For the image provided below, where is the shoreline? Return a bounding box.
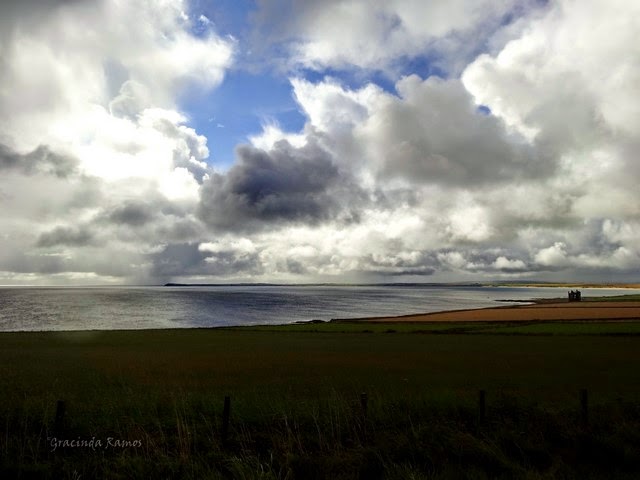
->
[1,294,639,334]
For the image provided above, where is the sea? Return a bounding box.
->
[0,284,638,332]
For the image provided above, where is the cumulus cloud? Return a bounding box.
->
[104,201,156,227]
[0,144,77,178]
[252,0,546,74]
[363,76,554,185]
[205,7,640,283]
[198,139,364,231]
[222,0,640,282]
[2,0,640,284]
[456,0,640,277]
[147,241,264,282]
[285,75,557,189]
[462,0,640,207]
[0,0,234,284]
[36,226,96,248]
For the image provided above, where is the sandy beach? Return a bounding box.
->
[348,301,640,323]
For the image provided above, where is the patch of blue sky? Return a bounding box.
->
[179,55,449,170]
[180,0,520,169]
[188,0,255,39]
[298,67,397,95]
[179,68,306,169]
[394,54,449,81]
[295,50,448,98]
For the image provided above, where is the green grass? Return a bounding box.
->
[243,319,640,336]
[531,293,640,303]
[234,321,485,334]
[1,326,640,478]
[583,294,640,302]
[480,321,640,335]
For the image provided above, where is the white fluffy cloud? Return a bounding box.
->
[1,0,233,147]
[226,0,640,282]
[459,0,640,276]
[255,0,543,73]
[0,0,233,284]
[463,0,640,141]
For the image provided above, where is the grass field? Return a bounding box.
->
[583,294,640,302]
[528,294,640,303]
[479,321,640,335]
[1,323,640,478]
[241,319,640,335]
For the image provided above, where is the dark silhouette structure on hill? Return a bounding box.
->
[568,290,582,302]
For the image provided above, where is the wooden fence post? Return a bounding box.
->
[221,396,231,444]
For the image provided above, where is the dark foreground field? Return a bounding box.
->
[2,321,640,479]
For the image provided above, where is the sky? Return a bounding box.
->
[1,0,639,285]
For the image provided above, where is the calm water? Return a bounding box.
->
[0,285,638,332]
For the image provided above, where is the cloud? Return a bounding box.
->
[462,0,640,198]
[288,75,555,187]
[534,242,569,268]
[0,0,234,284]
[191,17,640,282]
[369,75,552,185]
[198,139,364,232]
[463,0,640,140]
[0,143,77,178]
[2,0,640,285]
[147,241,264,282]
[147,243,209,280]
[0,0,233,166]
[252,0,546,74]
[36,226,96,248]
[104,201,156,227]
[492,256,527,272]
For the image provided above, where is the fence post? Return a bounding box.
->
[580,389,588,428]
[478,390,486,426]
[221,396,231,444]
[54,400,66,435]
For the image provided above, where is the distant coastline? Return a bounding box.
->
[164,282,640,288]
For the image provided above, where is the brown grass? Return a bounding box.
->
[351,301,640,323]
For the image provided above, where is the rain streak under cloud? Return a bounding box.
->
[1,0,639,285]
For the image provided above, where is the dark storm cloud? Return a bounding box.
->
[361,248,439,277]
[105,201,155,227]
[155,218,203,242]
[147,243,263,281]
[93,194,201,234]
[148,243,208,279]
[376,267,436,277]
[0,243,136,278]
[285,258,307,275]
[0,143,77,178]
[36,226,95,248]
[199,140,363,231]
[0,249,65,274]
